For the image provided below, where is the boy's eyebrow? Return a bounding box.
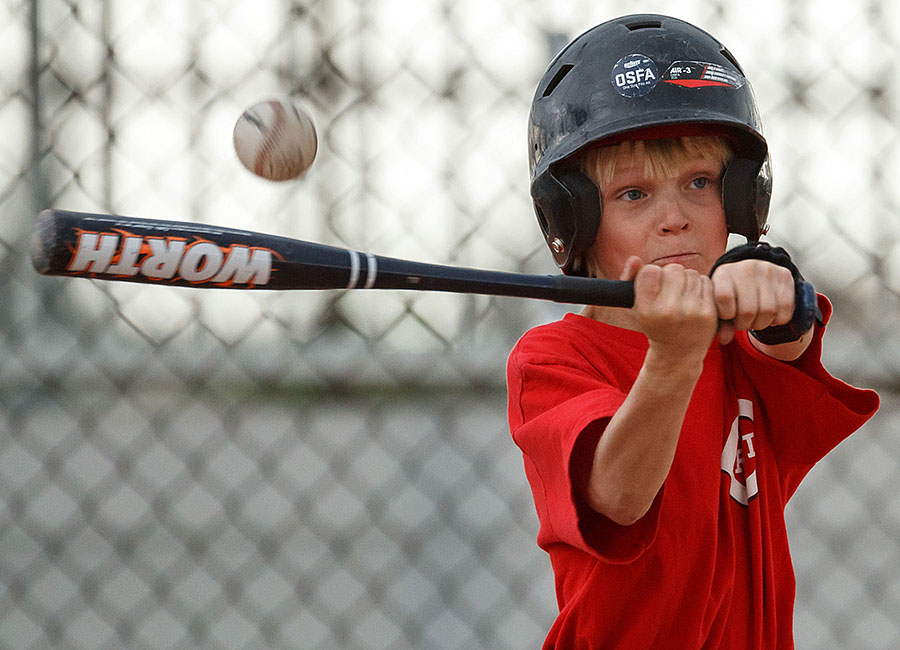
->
[602,173,651,195]
[603,160,724,190]
[687,161,725,174]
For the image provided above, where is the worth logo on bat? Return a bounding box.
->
[67,229,275,287]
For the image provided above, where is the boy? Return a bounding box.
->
[507,14,880,649]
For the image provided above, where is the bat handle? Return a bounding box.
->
[551,275,634,307]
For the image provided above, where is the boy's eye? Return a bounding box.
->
[622,189,645,201]
[691,177,710,189]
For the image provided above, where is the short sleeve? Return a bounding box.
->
[508,339,664,563]
[733,295,880,489]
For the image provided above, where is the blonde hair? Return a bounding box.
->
[579,136,733,189]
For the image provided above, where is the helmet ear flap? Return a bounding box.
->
[722,154,773,240]
[531,169,602,275]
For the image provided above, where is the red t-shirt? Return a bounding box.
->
[506,298,879,649]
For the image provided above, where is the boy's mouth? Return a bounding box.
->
[652,252,698,265]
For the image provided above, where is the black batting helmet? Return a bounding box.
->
[529,14,772,275]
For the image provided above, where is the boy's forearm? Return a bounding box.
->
[585,348,704,525]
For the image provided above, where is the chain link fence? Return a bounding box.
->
[1,0,898,648]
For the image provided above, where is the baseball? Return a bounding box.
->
[233,98,318,181]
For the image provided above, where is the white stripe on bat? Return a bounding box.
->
[347,250,361,288]
[364,253,377,289]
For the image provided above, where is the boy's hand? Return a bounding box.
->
[621,256,718,361]
[710,259,796,345]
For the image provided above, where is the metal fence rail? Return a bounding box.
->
[1,1,898,649]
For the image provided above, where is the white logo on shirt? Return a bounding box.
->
[721,399,758,506]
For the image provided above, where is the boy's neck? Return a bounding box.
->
[581,304,641,331]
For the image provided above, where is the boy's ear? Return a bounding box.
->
[530,169,602,275]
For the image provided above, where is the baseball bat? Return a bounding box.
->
[31,209,636,307]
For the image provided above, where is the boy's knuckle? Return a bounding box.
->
[713,286,733,303]
[738,307,758,325]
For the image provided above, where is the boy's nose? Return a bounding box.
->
[658,199,691,233]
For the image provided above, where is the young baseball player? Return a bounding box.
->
[507,14,880,649]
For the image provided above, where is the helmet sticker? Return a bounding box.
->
[662,61,746,89]
[611,54,659,98]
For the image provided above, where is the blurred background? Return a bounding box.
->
[1,0,899,648]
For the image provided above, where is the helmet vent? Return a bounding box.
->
[719,47,745,74]
[542,64,574,97]
[624,19,662,31]
[535,205,549,234]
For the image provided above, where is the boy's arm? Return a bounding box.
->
[584,258,717,525]
[585,253,813,525]
[585,344,704,525]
